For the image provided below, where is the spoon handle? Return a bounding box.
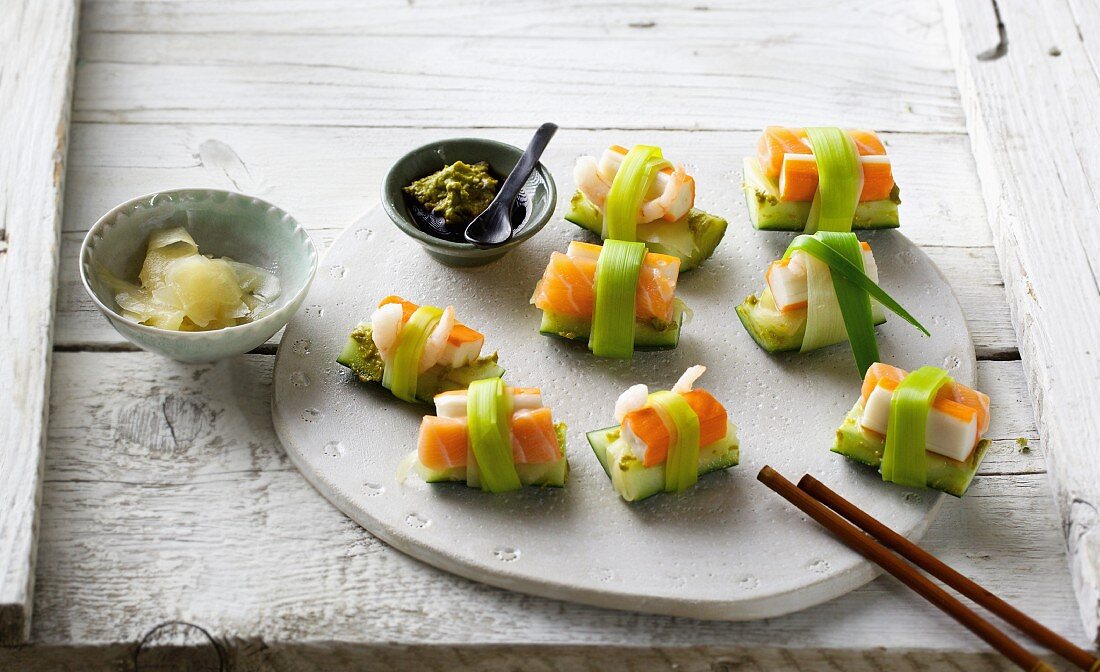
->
[495,122,558,203]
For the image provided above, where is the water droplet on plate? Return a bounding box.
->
[289,371,310,388]
[363,482,385,497]
[301,408,323,422]
[904,492,923,504]
[305,305,324,318]
[291,339,312,356]
[809,559,830,574]
[405,513,430,529]
[329,265,346,279]
[323,440,346,458]
[492,546,520,562]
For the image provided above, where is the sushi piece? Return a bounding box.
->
[586,365,739,502]
[736,231,928,376]
[337,295,503,403]
[743,127,901,232]
[531,240,687,358]
[832,363,992,497]
[565,144,728,270]
[400,378,568,491]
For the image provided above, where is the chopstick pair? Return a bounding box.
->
[757,466,1099,672]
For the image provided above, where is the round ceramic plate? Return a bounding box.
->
[272,205,974,620]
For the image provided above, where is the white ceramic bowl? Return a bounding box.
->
[80,189,318,363]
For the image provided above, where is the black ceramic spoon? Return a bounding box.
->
[464,122,558,248]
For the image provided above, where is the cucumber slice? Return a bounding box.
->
[831,400,990,497]
[735,287,885,354]
[409,422,569,488]
[538,305,684,351]
[564,190,728,271]
[336,323,504,404]
[586,425,739,502]
[742,157,900,232]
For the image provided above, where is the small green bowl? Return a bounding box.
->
[381,137,556,266]
[80,189,318,363]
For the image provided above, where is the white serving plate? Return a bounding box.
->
[272,205,974,620]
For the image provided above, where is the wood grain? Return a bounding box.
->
[0,0,80,645]
[941,0,1100,644]
[72,0,964,131]
[19,353,1086,667]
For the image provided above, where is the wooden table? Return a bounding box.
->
[3,1,1099,669]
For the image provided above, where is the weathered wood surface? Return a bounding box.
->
[941,0,1100,644]
[4,0,1093,667]
[0,0,80,646]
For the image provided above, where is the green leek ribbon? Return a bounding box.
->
[382,304,442,403]
[805,127,863,233]
[467,378,521,493]
[590,240,647,358]
[881,366,952,488]
[604,145,671,240]
[648,390,701,493]
[784,233,929,376]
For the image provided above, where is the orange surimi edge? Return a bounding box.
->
[758,126,894,202]
[532,243,680,322]
[860,363,990,439]
[417,392,560,471]
[622,388,728,468]
[378,295,483,346]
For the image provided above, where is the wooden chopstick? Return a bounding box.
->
[757,466,1056,672]
[798,473,1100,672]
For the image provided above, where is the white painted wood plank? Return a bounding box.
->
[52,124,1014,355]
[941,0,1100,644]
[71,0,964,131]
[0,0,80,645]
[23,353,1086,665]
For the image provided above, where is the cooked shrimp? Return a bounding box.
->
[671,365,707,394]
[574,156,611,208]
[640,164,694,223]
[615,383,649,423]
[419,305,455,373]
[370,303,404,361]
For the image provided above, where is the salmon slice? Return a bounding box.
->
[511,407,561,464]
[532,242,681,322]
[860,363,990,439]
[378,295,483,347]
[779,153,895,203]
[622,388,728,467]
[418,415,469,471]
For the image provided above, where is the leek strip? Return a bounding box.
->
[604,145,670,240]
[784,234,929,337]
[382,305,442,403]
[881,366,951,488]
[800,252,849,353]
[819,232,879,375]
[590,240,647,358]
[467,378,521,493]
[805,127,863,233]
[648,390,700,493]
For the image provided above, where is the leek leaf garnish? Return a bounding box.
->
[467,378,521,493]
[805,127,863,233]
[881,366,951,488]
[819,232,878,375]
[785,233,929,337]
[383,305,442,403]
[590,240,647,359]
[648,390,700,493]
[605,145,671,240]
